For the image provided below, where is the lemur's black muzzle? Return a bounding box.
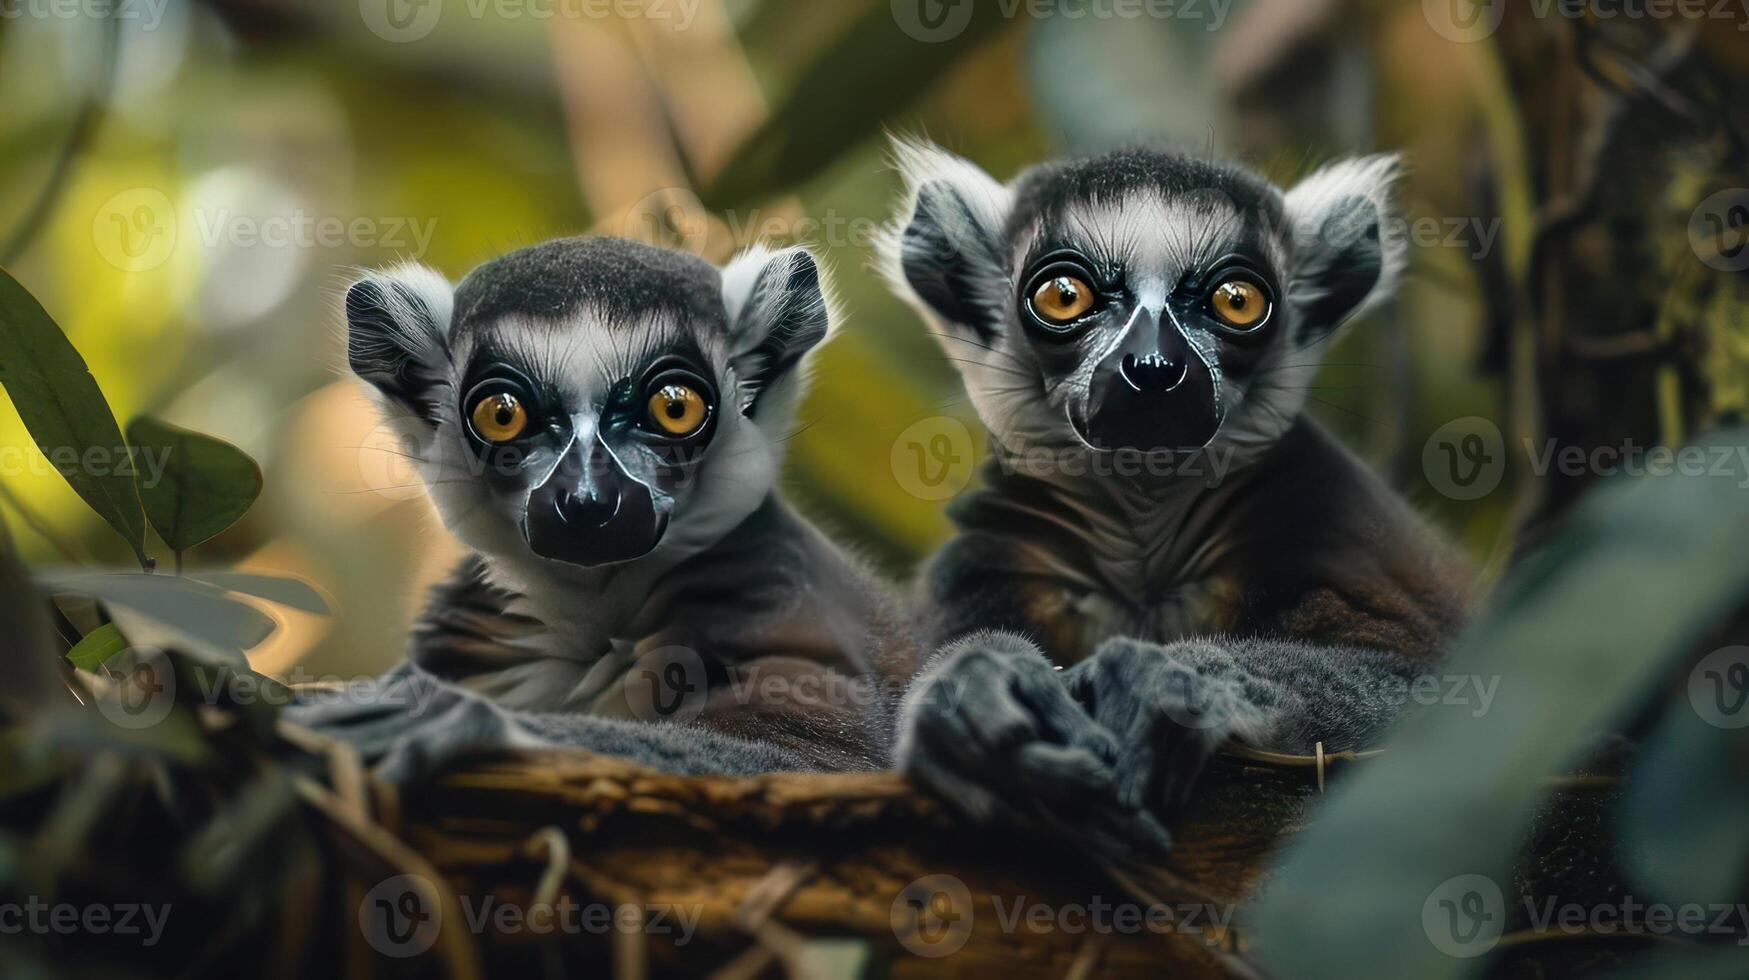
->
[1083,306,1222,453]
[524,431,668,567]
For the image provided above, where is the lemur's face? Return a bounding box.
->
[883,142,1403,458]
[344,237,829,571]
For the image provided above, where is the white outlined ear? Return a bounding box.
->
[720,244,835,423]
[344,262,455,423]
[1282,154,1406,345]
[876,136,1015,341]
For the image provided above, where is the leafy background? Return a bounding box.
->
[0,0,1532,680]
[3,3,1749,977]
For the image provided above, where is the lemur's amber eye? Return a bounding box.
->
[647,384,707,437]
[1209,279,1271,330]
[1029,275,1095,324]
[470,392,528,443]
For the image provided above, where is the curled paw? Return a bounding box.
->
[1066,638,1246,819]
[897,630,1172,855]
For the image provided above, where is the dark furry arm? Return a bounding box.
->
[1069,636,1437,756]
[286,665,815,784]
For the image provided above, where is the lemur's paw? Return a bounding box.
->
[1066,638,1245,819]
[896,631,1172,856]
[287,667,529,784]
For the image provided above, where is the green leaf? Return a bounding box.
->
[191,571,329,615]
[1250,429,1749,979]
[125,415,262,553]
[37,570,277,665]
[699,3,1014,210]
[65,622,128,672]
[0,267,148,565]
[1620,688,1749,908]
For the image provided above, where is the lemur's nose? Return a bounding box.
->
[555,483,621,528]
[1119,352,1188,393]
[551,440,622,527]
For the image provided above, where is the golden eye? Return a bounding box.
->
[647,383,707,437]
[470,392,528,443]
[1209,279,1270,330]
[1029,275,1096,324]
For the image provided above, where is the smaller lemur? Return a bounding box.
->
[878,140,1472,844]
[292,237,916,779]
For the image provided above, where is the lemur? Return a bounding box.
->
[290,237,916,780]
[877,141,1473,843]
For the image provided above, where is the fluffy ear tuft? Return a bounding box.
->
[876,136,1014,341]
[720,244,834,422]
[1282,154,1406,344]
[344,263,454,422]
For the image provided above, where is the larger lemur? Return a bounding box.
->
[291,237,916,779]
[879,141,1472,839]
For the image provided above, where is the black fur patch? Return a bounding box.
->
[451,236,727,336]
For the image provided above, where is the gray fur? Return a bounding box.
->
[884,141,1469,850]
[299,237,915,782]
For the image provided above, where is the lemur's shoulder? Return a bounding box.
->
[1222,420,1473,655]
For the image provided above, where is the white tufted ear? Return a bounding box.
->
[876,136,1016,342]
[1281,154,1406,345]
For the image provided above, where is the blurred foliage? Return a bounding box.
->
[0,1,1738,668]
[0,2,1747,978]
